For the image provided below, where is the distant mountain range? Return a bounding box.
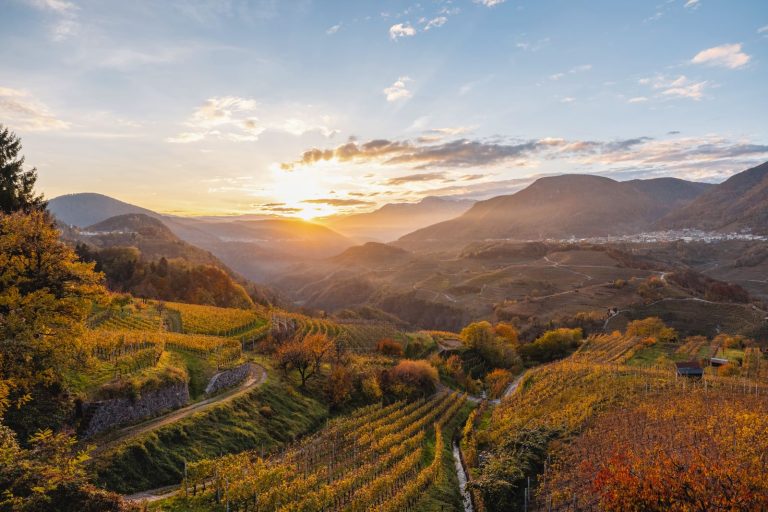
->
[659,161,768,235]
[319,196,475,242]
[49,193,355,282]
[398,175,714,247]
[49,161,768,286]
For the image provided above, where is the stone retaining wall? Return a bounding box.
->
[205,363,251,396]
[81,382,190,438]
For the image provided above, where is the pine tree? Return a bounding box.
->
[0,125,46,214]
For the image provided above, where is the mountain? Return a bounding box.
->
[49,193,354,281]
[398,175,712,247]
[659,161,768,234]
[49,192,157,227]
[320,196,474,242]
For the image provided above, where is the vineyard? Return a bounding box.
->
[538,390,768,510]
[165,301,266,336]
[84,328,243,378]
[338,321,406,353]
[572,332,640,364]
[173,391,470,511]
[89,304,164,331]
[468,351,768,512]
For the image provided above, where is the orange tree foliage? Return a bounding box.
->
[376,338,404,356]
[276,333,334,387]
[461,321,521,369]
[540,391,768,511]
[380,359,438,399]
[625,316,676,343]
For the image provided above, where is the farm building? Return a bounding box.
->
[710,357,729,367]
[675,361,704,378]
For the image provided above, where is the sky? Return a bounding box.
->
[1,0,767,219]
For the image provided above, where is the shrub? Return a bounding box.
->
[376,338,404,357]
[381,360,438,399]
[626,317,676,343]
[518,328,583,364]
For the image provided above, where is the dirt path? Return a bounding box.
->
[91,362,267,456]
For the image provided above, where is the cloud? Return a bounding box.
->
[326,23,342,35]
[389,23,416,40]
[24,0,80,40]
[423,16,447,30]
[423,126,474,137]
[168,97,338,143]
[383,77,412,102]
[474,0,506,6]
[684,0,700,9]
[550,64,592,81]
[560,97,576,103]
[24,0,76,13]
[302,198,374,206]
[0,86,70,131]
[643,75,709,101]
[255,202,302,214]
[385,172,447,185]
[628,96,648,103]
[515,38,550,52]
[691,43,750,69]
[281,136,653,171]
[759,25,768,35]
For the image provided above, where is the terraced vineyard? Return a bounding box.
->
[338,321,405,353]
[572,332,640,363]
[89,305,163,331]
[165,301,266,336]
[85,329,243,370]
[178,391,469,511]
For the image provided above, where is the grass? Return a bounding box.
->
[169,349,217,400]
[626,342,682,367]
[90,376,329,494]
[415,401,475,511]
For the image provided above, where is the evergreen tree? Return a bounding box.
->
[0,125,46,214]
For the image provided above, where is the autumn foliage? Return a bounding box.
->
[541,391,768,511]
[381,359,438,399]
[376,338,404,356]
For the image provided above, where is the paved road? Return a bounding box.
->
[91,362,267,456]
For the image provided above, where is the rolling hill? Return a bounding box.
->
[659,161,768,234]
[397,175,712,247]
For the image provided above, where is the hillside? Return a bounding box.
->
[659,161,768,234]
[321,196,474,242]
[76,213,225,268]
[329,241,413,266]
[398,175,712,247]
